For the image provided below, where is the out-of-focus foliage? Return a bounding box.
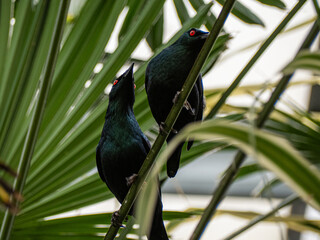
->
[0,0,318,239]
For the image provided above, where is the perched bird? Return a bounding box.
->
[145,28,208,178]
[96,64,168,240]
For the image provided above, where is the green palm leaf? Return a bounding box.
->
[149,120,320,210]
[0,0,317,239]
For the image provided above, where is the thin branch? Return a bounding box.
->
[0,1,70,239]
[190,3,319,240]
[103,0,237,239]
[312,0,320,17]
[224,194,299,240]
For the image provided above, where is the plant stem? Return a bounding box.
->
[205,0,307,120]
[312,0,320,17]
[190,17,319,240]
[189,150,245,240]
[224,194,299,240]
[103,1,236,239]
[0,1,70,239]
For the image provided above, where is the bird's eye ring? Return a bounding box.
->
[113,80,118,85]
[189,30,196,36]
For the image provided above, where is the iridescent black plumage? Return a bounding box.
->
[96,64,168,239]
[145,28,207,178]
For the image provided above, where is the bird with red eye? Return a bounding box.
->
[113,79,135,88]
[96,63,169,239]
[189,29,196,37]
[145,28,209,178]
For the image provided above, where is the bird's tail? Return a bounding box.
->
[148,194,168,240]
[187,139,194,150]
[166,132,184,178]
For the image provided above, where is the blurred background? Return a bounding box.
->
[0,0,319,239]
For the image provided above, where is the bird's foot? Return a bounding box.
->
[184,101,196,116]
[173,91,181,104]
[160,122,178,135]
[111,210,124,228]
[126,173,138,187]
[159,122,169,135]
[173,91,195,116]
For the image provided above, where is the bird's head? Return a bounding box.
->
[175,28,209,49]
[109,63,136,107]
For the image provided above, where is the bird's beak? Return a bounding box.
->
[126,63,134,78]
[124,63,135,88]
[199,31,209,39]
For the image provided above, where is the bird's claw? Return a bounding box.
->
[160,122,178,135]
[111,210,124,228]
[160,122,169,135]
[126,173,138,187]
[173,91,181,104]
[184,101,196,116]
[173,91,195,116]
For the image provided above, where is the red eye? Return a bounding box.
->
[113,80,118,85]
[189,30,196,36]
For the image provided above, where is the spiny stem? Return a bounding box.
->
[103,0,236,239]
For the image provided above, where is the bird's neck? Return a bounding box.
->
[173,42,202,54]
[102,103,136,137]
[105,101,134,120]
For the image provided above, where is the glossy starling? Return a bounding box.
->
[96,64,168,239]
[145,28,208,178]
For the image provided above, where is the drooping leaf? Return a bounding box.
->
[151,120,320,210]
[283,50,320,75]
[216,0,265,26]
[189,0,217,30]
[266,107,320,165]
[174,0,190,24]
[218,209,320,234]
[256,0,286,9]
[146,9,164,51]
[235,162,263,180]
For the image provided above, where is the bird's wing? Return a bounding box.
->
[96,143,106,183]
[141,134,151,153]
[187,75,204,150]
